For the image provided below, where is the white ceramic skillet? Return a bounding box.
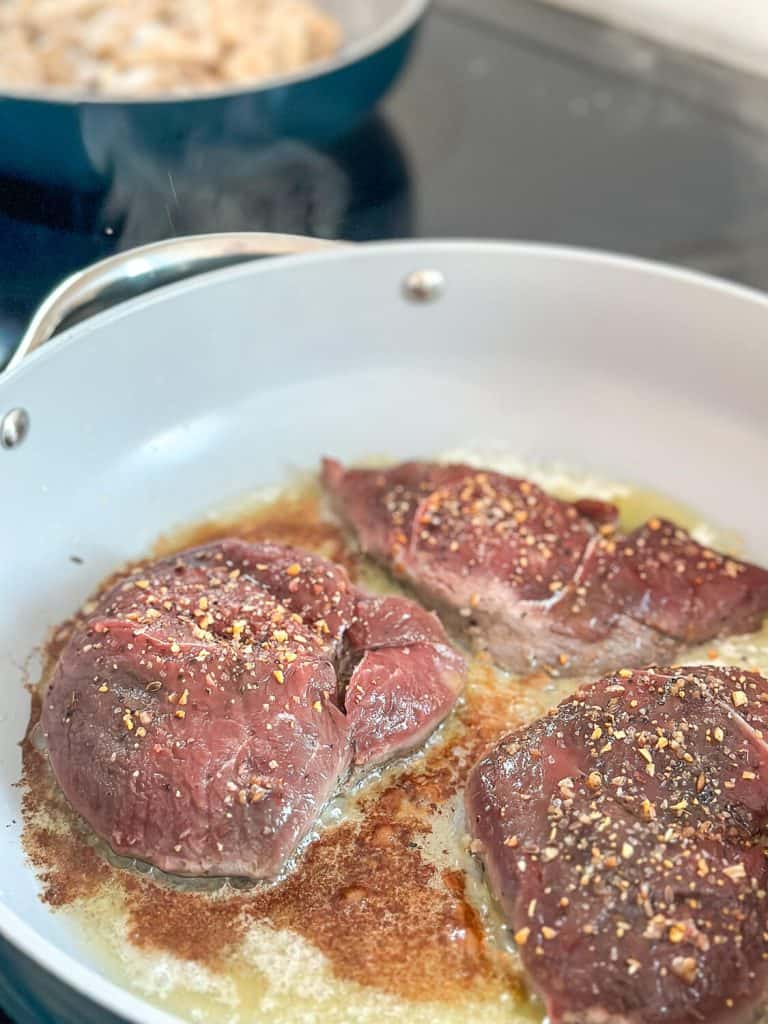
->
[1,233,768,1024]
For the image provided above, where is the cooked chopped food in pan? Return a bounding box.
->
[0,0,342,96]
[323,459,768,675]
[41,538,464,878]
[466,664,768,1024]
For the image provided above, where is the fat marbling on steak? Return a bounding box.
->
[42,539,464,879]
[322,460,768,674]
[466,665,768,1024]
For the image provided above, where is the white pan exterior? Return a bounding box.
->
[1,240,767,1023]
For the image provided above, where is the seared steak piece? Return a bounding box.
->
[344,594,466,766]
[322,460,768,674]
[42,539,464,879]
[466,665,768,1024]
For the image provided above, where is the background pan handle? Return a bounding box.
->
[4,232,343,375]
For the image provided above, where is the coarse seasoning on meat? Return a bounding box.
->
[41,539,464,879]
[466,665,768,1024]
[322,460,768,675]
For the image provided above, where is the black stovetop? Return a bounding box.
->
[2,0,768,1018]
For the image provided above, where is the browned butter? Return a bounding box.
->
[21,462,767,1024]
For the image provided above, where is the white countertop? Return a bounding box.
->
[537,0,768,76]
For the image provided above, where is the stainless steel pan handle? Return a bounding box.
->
[5,232,343,375]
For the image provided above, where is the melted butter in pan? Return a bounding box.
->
[21,463,768,1024]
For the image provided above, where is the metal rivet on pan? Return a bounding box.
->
[402,269,445,303]
[1,408,29,450]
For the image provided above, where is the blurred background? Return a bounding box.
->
[3,0,768,368]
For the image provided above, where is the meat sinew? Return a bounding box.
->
[466,665,768,1024]
[42,539,464,879]
[322,460,768,674]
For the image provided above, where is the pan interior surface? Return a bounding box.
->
[325,0,424,45]
[1,241,767,1023]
